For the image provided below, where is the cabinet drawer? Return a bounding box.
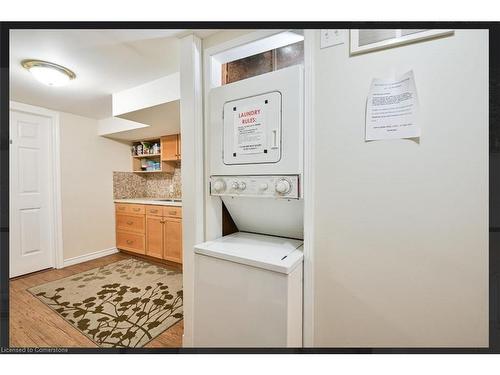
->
[115,203,128,214]
[116,231,145,254]
[116,214,145,233]
[163,206,182,218]
[115,203,145,215]
[146,205,163,216]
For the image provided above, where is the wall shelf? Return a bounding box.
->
[131,135,181,174]
[133,170,166,174]
[132,154,161,158]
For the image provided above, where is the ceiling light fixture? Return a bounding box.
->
[21,59,76,87]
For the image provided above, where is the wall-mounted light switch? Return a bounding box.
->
[320,29,346,49]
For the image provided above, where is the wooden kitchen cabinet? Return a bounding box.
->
[116,213,145,234]
[116,203,182,264]
[145,215,164,259]
[115,203,145,215]
[116,231,145,255]
[163,206,181,218]
[164,217,182,263]
[161,134,181,161]
[115,209,145,255]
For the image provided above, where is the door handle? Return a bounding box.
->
[271,130,278,149]
[126,240,134,245]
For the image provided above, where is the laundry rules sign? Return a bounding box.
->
[234,105,266,155]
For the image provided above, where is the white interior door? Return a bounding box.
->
[10,110,54,278]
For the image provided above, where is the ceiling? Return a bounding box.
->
[111,100,181,141]
[9,29,217,119]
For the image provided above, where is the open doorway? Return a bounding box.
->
[7,29,215,348]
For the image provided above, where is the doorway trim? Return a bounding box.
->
[179,34,204,347]
[302,29,315,347]
[9,101,64,271]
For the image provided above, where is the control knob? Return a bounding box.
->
[212,179,226,193]
[275,179,291,194]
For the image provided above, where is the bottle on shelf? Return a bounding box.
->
[152,143,160,155]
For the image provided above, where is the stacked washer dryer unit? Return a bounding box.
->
[194,65,304,347]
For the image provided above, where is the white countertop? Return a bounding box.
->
[114,198,182,207]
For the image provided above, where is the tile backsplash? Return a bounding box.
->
[113,166,181,199]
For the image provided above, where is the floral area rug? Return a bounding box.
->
[28,258,183,348]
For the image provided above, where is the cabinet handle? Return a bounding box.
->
[126,240,134,244]
[118,207,125,210]
[150,209,158,213]
[169,211,176,215]
[160,220,165,223]
[126,221,134,225]
[133,208,140,212]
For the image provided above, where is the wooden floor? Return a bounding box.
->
[10,252,183,348]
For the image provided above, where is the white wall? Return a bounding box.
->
[59,112,131,261]
[311,29,489,347]
[112,73,180,117]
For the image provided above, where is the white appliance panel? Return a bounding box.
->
[210,65,303,176]
[210,175,300,199]
[193,244,303,347]
[194,232,304,274]
[222,197,304,240]
[210,175,303,239]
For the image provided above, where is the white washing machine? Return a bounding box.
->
[194,232,303,347]
[194,64,305,347]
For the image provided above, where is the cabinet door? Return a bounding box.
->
[164,217,182,264]
[161,135,178,161]
[146,215,164,259]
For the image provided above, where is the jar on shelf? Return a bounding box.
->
[136,144,143,155]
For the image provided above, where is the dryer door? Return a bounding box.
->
[223,91,282,165]
[209,65,303,176]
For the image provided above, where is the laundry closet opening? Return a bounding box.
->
[195,30,306,347]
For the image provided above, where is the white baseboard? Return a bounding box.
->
[61,247,119,268]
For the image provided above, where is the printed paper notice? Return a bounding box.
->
[234,105,266,155]
[365,70,419,141]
